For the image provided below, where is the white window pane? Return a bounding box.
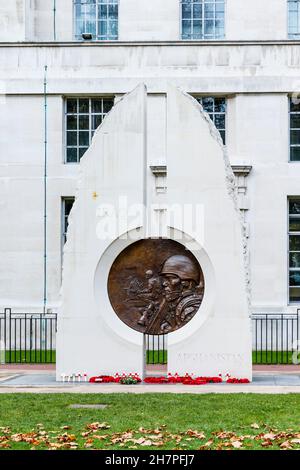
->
[193,20,202,37]
[108,4,118,19]
[99,4,107,17]
[182,3,192,19]
[109,20,118,38]
[216,2,224,13]
[204,2,214,18]
[85,20,96,35]
[193,3,202,18]
[182,20,192,38]
[67,115,77,130]
[204,19,214,35]
[99,20,107,37]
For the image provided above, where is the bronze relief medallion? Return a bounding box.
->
[107,239,205,335]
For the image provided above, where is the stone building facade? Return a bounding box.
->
[1,0,300,316]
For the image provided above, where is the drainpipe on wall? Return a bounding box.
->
[43,65,48,315]
[53,0,57,41]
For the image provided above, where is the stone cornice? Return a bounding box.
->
[231,165,253,177]
[0,40,299,47]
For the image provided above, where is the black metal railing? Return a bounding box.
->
[0,309,57,364]
[0,309,299,365]
[252,312,300,364]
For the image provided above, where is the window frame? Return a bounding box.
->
[288,197,300,304]
[194,95,227,145]
[289,96,300,163]
[180,0,226,41]
[73,0,119,41]
[64,96,115,164]
[61,196,75,258]
[288,0,300,39]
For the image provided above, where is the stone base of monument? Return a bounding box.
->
[56,84,252,382]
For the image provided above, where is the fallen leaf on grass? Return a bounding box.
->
[231,440,243,449]
[84,443,94,449]
[0,441,10,449]
[186,430,206,439]
[280,441,293,450]
[251,423,260,429]
[140,440,153,446]
[291,439,300,445]
[86,422,110,431]
[148,434,163,440]
[202,439,214,448]
[261,441,273,448]
[92,434,109,441]
[262,433,276,441]
[152,441,164,447]
[0,427,11,433]
[214,431,237,440]
[57,433,77,443]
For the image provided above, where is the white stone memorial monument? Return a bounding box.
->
[56,84,252,381]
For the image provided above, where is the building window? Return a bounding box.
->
[288,0,300,38]
[289,199,300,302]
[196,97,226,144]
[62,198,75,245]
[65,97,114,163]
[290,98,300,161]
[74,0,118,40]
[181,0,225,40]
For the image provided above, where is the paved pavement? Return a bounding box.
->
[0,371,300,394]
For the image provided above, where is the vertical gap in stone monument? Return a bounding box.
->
[144,333,168,377]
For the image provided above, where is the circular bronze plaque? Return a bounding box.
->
[108,239,205,335]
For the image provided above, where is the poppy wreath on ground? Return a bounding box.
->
[89,374,142,384]
[89,373,249,384]
[226,378,250,384]
[144,374,223,385]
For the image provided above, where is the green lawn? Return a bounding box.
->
[252,351,294,364]
[3,350,55,364]
[0,394,300,450]
[146,350,296,365]
[0,350,296,365]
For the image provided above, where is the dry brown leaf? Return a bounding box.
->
[186,430,206,439]
[141,439,153,446]
[86,422,110,431]
[291,439,300,445]
[280,441,292,450]
[92,434,109,441]
[148,434,163,440]
[204,439,214,447]
[0,441,10,449]
[231,440,243,449]
[262,433,276,440]
[261,440,273,448]
[135,437,146,445]
[153,441,164,447]
[153,428,163,434]
[57,433,76,443]
[215,431,237,439]
[251,423,260,429]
